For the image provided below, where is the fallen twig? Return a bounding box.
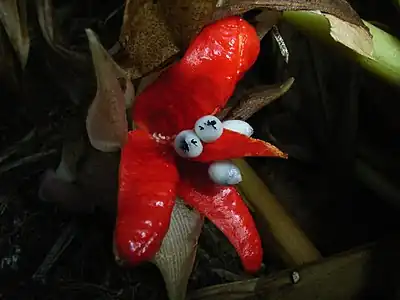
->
[32,219,78,282]
[0,149,57,175]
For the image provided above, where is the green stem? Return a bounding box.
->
[282,11,400,87]
[234,158,322,267]
[393,0,400,11]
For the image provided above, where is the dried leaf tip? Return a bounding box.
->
[85,28,130,152]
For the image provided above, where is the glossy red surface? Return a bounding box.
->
[116,17,278,272]
[195,129,288,162]
[116,130,179,264]
[132,16,260,137]
[177,162,262,273]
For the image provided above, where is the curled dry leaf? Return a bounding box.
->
[152,199,204,300]
[218,77,295,120]
[310,11,373,58]
[0,0,29,68]
[86,29,131,152]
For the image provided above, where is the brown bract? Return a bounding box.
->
[117,0,179,79]
[159,0,217,49]
[86,29,130,153]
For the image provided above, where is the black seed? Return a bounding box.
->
[205,120,217,130]
[199,125,205,130]
[180,140,190,152]
[190,139,198,146]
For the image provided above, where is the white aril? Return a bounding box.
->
[222,120,254,137]
[194,115,223,143]
[208,161,242,185]
[174,130,203,158]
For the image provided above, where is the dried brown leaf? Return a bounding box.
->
[0,0,29,68]
[219,77,295,120]
[117,0,219,79]
[117,0,179,79]
[86,29,130,152]
[158,0,217,49]
[315,12,373,58]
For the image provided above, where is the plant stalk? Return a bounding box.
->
[234,158,322,267]
[282,11,400,87]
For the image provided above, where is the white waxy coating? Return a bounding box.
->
[208,161,242,185]
[174,130,203,158]
[222,120,254,137]
[194,115,223,143]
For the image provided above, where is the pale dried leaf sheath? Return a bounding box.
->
[152,199,204,300]
[319,12,374,58]
[0,0,30,67]
[86,29,130,152]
